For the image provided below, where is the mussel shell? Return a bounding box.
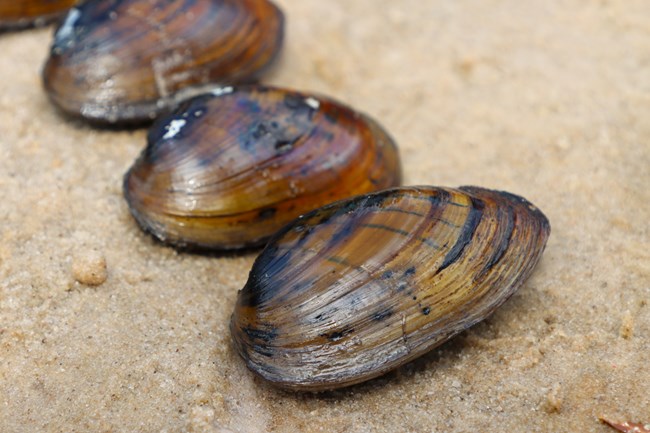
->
[123,86,402,250]
[42,0,284,124]
[230,186,550,391]
[0,0,76,30]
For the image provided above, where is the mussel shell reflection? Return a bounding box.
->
[230,186,550,391]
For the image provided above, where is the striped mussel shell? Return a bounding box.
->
[230,186,550,391]
[0,0,76,30]
[123,85,402,250]
[42,0,284,124]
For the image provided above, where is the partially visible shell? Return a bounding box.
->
[230,186,550,391]
[123,86,402,250]
[0,0,77,30]
[42,0,284,124]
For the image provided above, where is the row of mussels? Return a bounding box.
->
[4,0,550,391]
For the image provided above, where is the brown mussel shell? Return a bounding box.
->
[123,86,402,250]
[0,0,76,30]
[230,186,550,391]
[42,0,284,124]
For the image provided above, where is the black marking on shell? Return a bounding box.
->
[361,223,410,237]
[283,93,313,112]
[243,326,278,344]
[242,324,279,358]
[395,281,408,292]
[254,347,274,357]
[419,237,441,250]
[298,226,314,241]
[258,207,277,221]
[274,138,297,154]
[372,308,393,322]
[481,204,516,275]
[437,197,484,273]
[425,188,450,206]
[252,122,269,139]
[322,327,355,342]
[241,120,303,154]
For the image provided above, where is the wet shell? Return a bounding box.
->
[123,86,402,250]
[42,0,284,124]
[0,0,76,30]
[230,186,550,391]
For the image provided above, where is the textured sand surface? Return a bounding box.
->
[1,1,648,432]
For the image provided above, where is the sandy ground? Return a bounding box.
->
[1,0,649,432]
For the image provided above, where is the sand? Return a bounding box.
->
[0,0,648,431]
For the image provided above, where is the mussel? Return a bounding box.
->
[0,0,76,30]
[230,186,550,391]
[42,0,284,124]
[123,85,402,250]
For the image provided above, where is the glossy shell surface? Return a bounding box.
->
[123,86,402,250]
[42,0,284,124]
[231,186,550,391]
[0,0,76,30]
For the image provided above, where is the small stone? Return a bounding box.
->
[619,311,634,339]
[71,250,108,286]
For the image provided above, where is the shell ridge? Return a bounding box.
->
[245,193,419,347]
[253,189,451,358]
[436,194,484,273]
[278,187,445,307]
[250,191,430,309]
[424,189,548,338]
[475,202,517,280]
[414,190,514,320]
[259,201,378,312]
